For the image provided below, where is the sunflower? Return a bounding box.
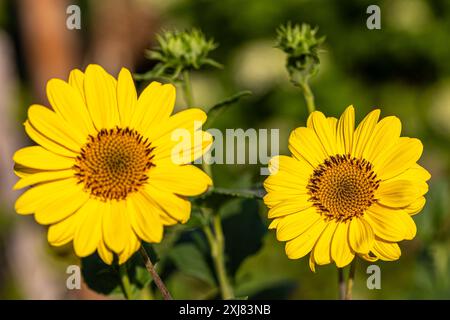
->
[13,64,212,264]
[264,106,430,271]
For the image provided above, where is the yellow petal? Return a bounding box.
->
[145,108,207,142]
[263,189,309,208]
[152,130,213,165]
[74,199,103,257]
[404,196,426,215]
[47,211,83,246]
[288,127,328,167]
[28,105,85,151]
[98,239,114,265]
[46,78,95,135]
[375,138,423,180]
[276,207,322,241]
[68,68,86,101]
[267,195,312,218]
[117,68,137,127]
[267,155,313,182]
[360,253,379,262]
[131,82,175,133]
[143,184,191,224]
[331,221,355,268]
[127,192,163,243]
[15,178,80,215]
[147,164,212,196]
[376,179,427,207]
[365,203,416,242]
[313,221,338,265]
[102,200,130,254]
[13,146,74,170]
[348,217,374,254]
[268,218,280,230]
[309,111,338,156]
[363,116,401,164]
[285,218,327,259]
[13,169,75,190]
[24,120,77,158]
[337,105,355,154]
[35,183,89,225]
[309,253,316,272]
[118,230,141,265]
[352,109,380,158]
[371,238,401,261]
[84,64,119,129]
[263,171,308,197]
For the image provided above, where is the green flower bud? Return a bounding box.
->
[145,29,222,80]
[276,22,325,86]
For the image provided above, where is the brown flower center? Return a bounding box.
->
[74,127,154,201]
[307,154,380,222]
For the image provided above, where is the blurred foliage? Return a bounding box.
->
[1,0,449,299]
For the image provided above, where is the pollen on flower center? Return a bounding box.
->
[307,154,380,222]
[74,127,155,201]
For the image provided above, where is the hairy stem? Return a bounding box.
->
[203,215,234,300]
[338,268,346,300]
[139,246,173,300]
[182,70,194,108]
[299,80,316,113]
[345,260,356,300]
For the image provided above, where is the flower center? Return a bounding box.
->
[307,154,380,222]
[74,127,154,201]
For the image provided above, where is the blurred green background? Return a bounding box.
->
[0,0,449,299]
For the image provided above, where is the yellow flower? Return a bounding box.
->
[13,64,212,264]
[264,106,430,271]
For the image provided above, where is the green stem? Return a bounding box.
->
[119,264,133,300]
[299,80,316,113]
[202,215,234,300]
[182,70,195,107]
[338,268,345,300]
[182,69,233,300]
[345,260,356,300]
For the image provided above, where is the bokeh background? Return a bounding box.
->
[0,0,449,299]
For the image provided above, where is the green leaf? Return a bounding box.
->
[168,243,216,286]
[204,90,252,128]
[81,243,158,298]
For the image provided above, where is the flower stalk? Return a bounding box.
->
[119,263,133,300]
[139,246,173,300]
[181,66,234,299]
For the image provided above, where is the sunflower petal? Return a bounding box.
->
[147,164,211,196]
[276,207,322,241]
[352,109,380,158]
[337,105,355,154]
[365,203,416,241]
[331,222,355,268]
[375,138,423,180]
[288,127,328,167]
[313,221,338,265]
[28,105,85,151]
[24,120,77,157]
[74,199,103,257]
[371,238,401,261]
[285,218,327,259]
[84,64,119,129]
[13,146,74,170]
[117,68,137,127]
[128,192,164,243]
[46,78,95,135]
[348,217,374,254]
[35,184,89,225]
